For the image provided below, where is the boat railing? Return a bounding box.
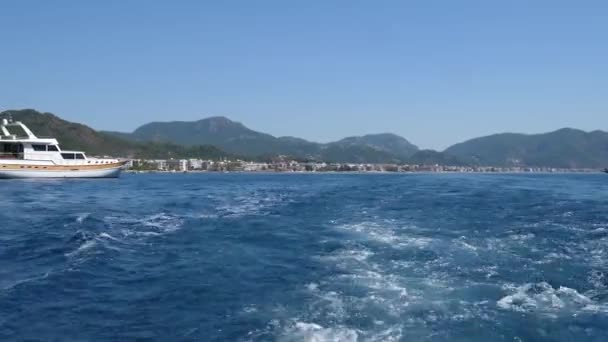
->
[0,135,55,140]
[0,135,29,140]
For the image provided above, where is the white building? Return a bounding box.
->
[166,159,188,171]
[188,159,204,170]
[150,160,167,170]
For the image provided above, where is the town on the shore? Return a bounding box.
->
[124,157,601,173]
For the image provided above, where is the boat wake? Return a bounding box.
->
[63,212,186,260]
[497,282,606,316]
[257,211,608,341]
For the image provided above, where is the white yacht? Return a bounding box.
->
[0,118,127,178]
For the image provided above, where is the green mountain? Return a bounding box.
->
[332,133,419,160]
[109,117,419,163]
[445,128,608,168]
[7,109,606,167]
[1,109,231,160]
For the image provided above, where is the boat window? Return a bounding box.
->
[32,144,46,151]
[61,153,75,159]
[1,143,23,158]
[48,145,59,151]
[76,153,85,160]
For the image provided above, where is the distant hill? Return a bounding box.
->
[1,109,232,160]
[332,133,419,160]
[5,109,606,167]
[108,116,419,163]
[445,128,608,168]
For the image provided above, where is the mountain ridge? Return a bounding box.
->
[446,128,608,168]
[107,116,608,167]
[109,116,420,163]
[3,109,608,167]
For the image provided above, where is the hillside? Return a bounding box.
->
[5,109,606,167]
[445,128,608,168]
[1,109,231,160]
[332,133,419,160]
[109,117,419,163]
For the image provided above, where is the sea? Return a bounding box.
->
[1,173,607,341]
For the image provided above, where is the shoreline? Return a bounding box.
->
[124,169,604,175]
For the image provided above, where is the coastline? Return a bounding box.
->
[124,169,604,175]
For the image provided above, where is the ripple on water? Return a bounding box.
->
[62,212,187,260]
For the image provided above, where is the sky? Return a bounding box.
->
[1,0,607,150]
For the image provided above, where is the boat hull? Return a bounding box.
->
[0,163,125,179]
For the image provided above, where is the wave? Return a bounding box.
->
[278,322,358,342]
[337,221,433,249]
[75,213,91,224]
[215,192,293,218]
[64,212,186,259]
[65,239,97,258]
[105,212,185,237]
[1,272,50,292]
[139,213,184,233]
[497,282,605,315]
[290,220,442,340]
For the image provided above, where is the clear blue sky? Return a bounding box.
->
[1,0,606,150]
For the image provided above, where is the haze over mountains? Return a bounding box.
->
[3,109,608,168]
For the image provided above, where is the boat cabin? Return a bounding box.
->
[0,118,88,162]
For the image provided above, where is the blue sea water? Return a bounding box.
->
[1,173,608,341]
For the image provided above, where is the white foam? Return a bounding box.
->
[497,282,594,315]
[534,252,573,265]
[105,212,185,238]
[562,211,574,217]
[338,221,431,249]
[339,222,399,244]
[98,232,120,241]
[76,213,90,224]
[320,248,374,264]
[122,230,162,237]
[65,239,97,257]
[241,305,258,314]
[216,192,290,218]
[508,233,535,241]
[456,238,478,252]
[279,322,358,342]
[141,213,184,232]
[588,271,606,290]
[397,237,433,248]
[306,283,319,291]
[309,290,346,320]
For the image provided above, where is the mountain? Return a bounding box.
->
[7,109,606,167]
[109,117,419,163]
[332,133,419,160]
[1,109,232,160]
[445,128,608,168]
